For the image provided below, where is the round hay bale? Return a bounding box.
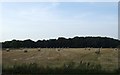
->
[114,48,118,51]
[57,48,61,51]
[88,48,91,50]
[38,49,41,51]
[56,48,61,52]
[58,49,61,51]
[6,48,10,52]
[95,48,100,54]
[24,50,28,53]
[38,48,41,51]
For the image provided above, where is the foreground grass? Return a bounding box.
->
[2,48,119,75]
[2,62,120,75]
[3,48,118,71]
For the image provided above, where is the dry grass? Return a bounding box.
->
[2,48,118,71]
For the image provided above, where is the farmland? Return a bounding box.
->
[2,48,118,72]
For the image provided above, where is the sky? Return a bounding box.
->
[1,2,118,42]
[0,0,119,2]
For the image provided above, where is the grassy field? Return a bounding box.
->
[2,48,118,71]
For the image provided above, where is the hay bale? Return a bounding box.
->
[58,49,61,51]
[38,49,41,51]
[56,48,61,52]
[88,48,91,50]
[38,48,41,51]
[6,48,10,52]
[24,50,28,53]
[95,48,100,54]
[114,48,118,51]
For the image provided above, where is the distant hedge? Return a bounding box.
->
[1,36,120,48]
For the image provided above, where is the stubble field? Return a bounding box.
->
[2,48,118,71]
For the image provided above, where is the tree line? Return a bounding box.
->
[1,36,120,48]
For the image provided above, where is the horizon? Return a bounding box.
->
[1,2,118,42]
[1,36,119,42]
[0,35,119,42]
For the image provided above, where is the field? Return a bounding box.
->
[2,48,118,72]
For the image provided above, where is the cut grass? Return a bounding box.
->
[2,48,118,72]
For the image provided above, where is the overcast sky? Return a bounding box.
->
[1,2,118,42]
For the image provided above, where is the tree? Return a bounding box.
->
[2,36,120,48]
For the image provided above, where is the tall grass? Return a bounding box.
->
[2,62,119,75]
